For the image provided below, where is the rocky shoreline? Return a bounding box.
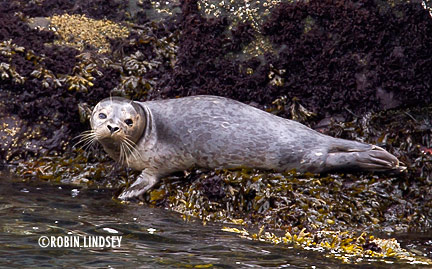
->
[1,0,432,263]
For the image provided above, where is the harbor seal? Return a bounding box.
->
[84,95,402,200]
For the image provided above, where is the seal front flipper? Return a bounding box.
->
[118,170,160,200]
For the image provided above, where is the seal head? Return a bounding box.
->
[90,97,145,165]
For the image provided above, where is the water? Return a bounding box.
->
[0,171,430,268]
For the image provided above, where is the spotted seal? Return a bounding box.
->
[84,95,402,200]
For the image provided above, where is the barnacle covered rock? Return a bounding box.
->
[50,14,130,53]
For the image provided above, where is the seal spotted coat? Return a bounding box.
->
[85,95,402,200]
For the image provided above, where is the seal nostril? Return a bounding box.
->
[107,125,119,134]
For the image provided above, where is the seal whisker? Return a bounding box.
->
[76,130,95,135]
[131,147,143,162]
[122,143,128,165]
[76,133,96,142]
[128,143,142,163]
[121,141,135,162]
[78,137,96,151]
[120,141,128,166]
[73,132,97,150]
[81,137,97,152]
[119,142,125,166]
[121,139,138,165]
[72,130,95,142]
[120,141,132,166]
[122,137,142,161]
[121,136,135,150]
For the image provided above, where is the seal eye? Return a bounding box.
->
[124,119,133,126]
[99,113,107,119]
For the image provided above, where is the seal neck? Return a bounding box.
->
[136,103,157,148]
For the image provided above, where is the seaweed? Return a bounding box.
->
[2,0,432,263]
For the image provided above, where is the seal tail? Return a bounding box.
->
[324,140,405,172]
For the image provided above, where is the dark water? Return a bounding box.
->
[0,171,430,268]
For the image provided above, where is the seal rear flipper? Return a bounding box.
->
[118,170,160,201]
[324,145,405,172]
